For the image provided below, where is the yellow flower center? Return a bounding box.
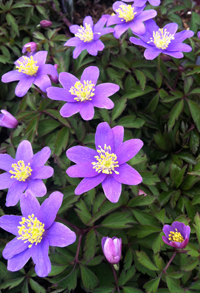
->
[17,214,45,248]
[16,55,39,76]
[116,4,136,22]
[9,160,32,181]
[75,23,94,42]
[148,28,175,49]
[69,80,95,102]
[92,144,119,175]
[168,228,184,243]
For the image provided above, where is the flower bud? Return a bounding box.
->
[49,64,59,84]
[22,42,37,56]
[0,110,18,129]
[138,189,147,196]
[198,31,200,39]
[40,20,52,28]
[101,237,122,264]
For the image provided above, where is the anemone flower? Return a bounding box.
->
[130,19,194,59]
[162,221,190,249]
[0,191,76,277]
[107,1,157,39]
[66,122,143,203]
[47,66,119,121]
[102,237,122,264]
[1,51,58,97]
[64,15,114,58]
[0,110,18,129]
[0,140,53,207]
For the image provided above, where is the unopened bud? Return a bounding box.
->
[40,20,52,28]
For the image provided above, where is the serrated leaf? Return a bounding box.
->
[75,199,92,225]
[184,76,193,94]
[182,258,199,271]
[166,276,184,293]
[58,269,77,290]
[123,287,142,293]
[29,278,46,293]
[143,277,160,293]
[80,265,99,290]
[127,195,156,207]
[193,212,200,244]
[187,99,200,132]
[38,119,61,137]
[6,13,19,35]
[54,127,69,156]
[101,212,136,229]
[0,277,25,289]
[84,228,96,262]
[168,100,184,131]
[112,98,127,121]
[135,69,146,90]
[136,251,159,271]
[118,265,136,286]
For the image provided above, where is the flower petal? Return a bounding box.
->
[81,66,99,86]
[129,20,145,35]
[173,30,194,43]
[64,37,82,47]
[95,122,114,151]
[60,102,82,118]
[94,15,109,32]
[0,215,22,235]
[34,51,48,66]
[38,191,63,229]
[95,83,119,99]
[113,23,131,39]
[167,43,192,53]
[0,172,13,189]
[83,16,93,28]
[67,162,97,178]
[91,96,114,110]
[67,146,97,163]
[75,173,106,195]
[112,126,124,150]
[16,140,33,164]
[144,48,161,60]
[59,72,79,90]
[32,238,51,277]
[46,222,76,247]
[38,64,58,76]
[115,139,143,164]
[163,225,172,237]
[6,180,27,207]
[1,71,25,83]
[113,164,142,185]
[69,25,80,34]
[106,14,123,27]
[26,179,47,197]
[164,51,183,58]
[3,237,29,259]
[47,87,70,102]
[20,190,40,218]
[30,147,51,169]
[73,45,85,59]
[7,248,31,272]
[79,102,95,120]
[15,77,35,97]
[136,10,157,22]
[102,175,122,203]
[34,74,51,92]
[0,154,16,171]
[30,166,53,180]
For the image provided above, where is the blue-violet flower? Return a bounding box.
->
[162,221,190,249]
[22,42,37,56]
[0,110,18,129]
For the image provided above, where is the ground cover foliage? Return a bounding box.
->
[0,0,200,292]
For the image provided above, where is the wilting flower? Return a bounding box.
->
[123,0,160,6]
[0,191,76,277]
[1,51,58,97]
[130,19,194,60]
[47,66,119,120]
[102,237,122,264]
[0,110,18,129]
[22,42,37,56]
[107,1,157,39]
[162,221,190,249]
[49,64,59,84]
[0,140,53,207]
[40,20,52,27]
[66,122,143,202]
[64,15,114,58]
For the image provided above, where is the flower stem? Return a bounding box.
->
[163,251,177,273]
[75,234,83,263]
[111,264,120,293]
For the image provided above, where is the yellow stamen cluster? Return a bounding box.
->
[16,55,39,76]
[168,228,184,243]
[148,28,175,49]
[69,80,95,102]
[17,214,45,248]
[92,144,119,174]
[9,160,32,181]
[75,23,94,42]
[116,4,136,22]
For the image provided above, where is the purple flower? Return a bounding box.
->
[66,122,143,203]
[0,140,53,207]
[130,19,194,60]
[197,31,200,39]
[1,51,58,97]
[47,66,119,121]
[0,190,76,277]
[162,221,190,249]
[64,15,114,58]
[49,64,59,84]
[22,42,37,56]
[0,110,18,129]
[123,0,160,6]
[102,237,122,264]
[107,1,157,39]
[40,20,52,28]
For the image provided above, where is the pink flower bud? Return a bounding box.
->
[22,42,37,56]
[40,20,52,28]
[138,189,147,196]
[101,237,122,264]
[49,64,59,84]
[0,110,18,129]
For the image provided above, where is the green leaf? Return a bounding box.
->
[0,277,25,289]
[190,130,199,154]
[135,69,146,90]
[140,171,160,185]
[54,127,69,156]
[124,248,133,270]
[44,109,70,127]
[187,99,200,132]
[118,265,136,286]
[48,265,68,277]
[145,94,159,113]
[193,213,200,244]
[75,199,92,225]
[6,13,19,35]
[190,279,200,289]
[123,86,154,99]
[93,287,114,293]
[101,212,136,229]
[170,163,187,189]
[33,31,46,40]
[182,258,199,271]
[136,225,161,238]
[168,100,184,131]
[38,119,61,137]
[118,115,145,128]
[123,287,142,293]
[184,243,200,257]
[132,210,159,227]
[112,98,127,121]
[29,278,46,293]
[143,277,161,293]
[58,269,77,290]
[152,232,164,254]
[80,265,99,290]
[136,251,159,271]
[184,76,193,94]
[127,195,156,207]
[84,228,96,262]
[166,276,184,293]
[0,262,11,280]
[106,67,124,89]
